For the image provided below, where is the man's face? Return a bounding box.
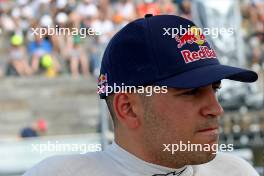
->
[140,82,224,168]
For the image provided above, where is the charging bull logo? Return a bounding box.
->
[98,74,107,85]
[174,26,217,64]
[175,26,206,48]
[97,74,108,95]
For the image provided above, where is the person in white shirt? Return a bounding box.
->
[23,14,260,176]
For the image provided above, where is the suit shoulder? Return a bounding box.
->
[214,152,253,166]
[199,152,259,176]
[23,152,105,176]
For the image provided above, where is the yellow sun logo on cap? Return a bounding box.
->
[190,26,205,45]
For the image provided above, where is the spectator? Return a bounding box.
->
[137,0,161,17]
[179,0,191,19]
[91,12,114,45]
[67,35,89,78]
[20,126,38,138]
[8,34,32,76]
[36,118,47,136]
[115,0,136,22]
[76,0,98,19]
[158,0,178,15]
[28,33,60,74]
[89,12,114,77]
[20,118,47,138]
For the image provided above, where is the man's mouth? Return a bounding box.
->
[197,126,219,133]
[196,126,219,138]
[195,126,219,144]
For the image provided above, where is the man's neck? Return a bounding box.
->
[114,136,186,169]
[107,140,192,176]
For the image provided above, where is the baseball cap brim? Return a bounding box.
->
[155,64,258,88]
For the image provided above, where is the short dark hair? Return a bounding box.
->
[105,94,118,128]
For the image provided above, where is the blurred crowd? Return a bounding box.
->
[241,0,264,71]
[0,0,262,78]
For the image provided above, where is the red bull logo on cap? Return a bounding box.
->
[97,73,108,95]
[175,26,206,48]
[174,26,217,64]
[181,46,217,64]
[98,73,108,85]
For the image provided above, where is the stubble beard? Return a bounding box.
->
[141,101,217,168]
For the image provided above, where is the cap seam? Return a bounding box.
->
[145,17,161,75]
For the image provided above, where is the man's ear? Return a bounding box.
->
[113,93,142,129]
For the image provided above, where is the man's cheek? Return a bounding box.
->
[171,127,193,143]
[153,100,171,114]
[183,127,199,142]
[156,103,184,121]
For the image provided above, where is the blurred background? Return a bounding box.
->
[0,0,263,175]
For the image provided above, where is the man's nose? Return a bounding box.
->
[200,88,224,117]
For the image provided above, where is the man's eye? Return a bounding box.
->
[182,89,198,95]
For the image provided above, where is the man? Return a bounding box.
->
[23,14,260,176]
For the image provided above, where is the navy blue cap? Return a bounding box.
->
[98,14,258,98]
